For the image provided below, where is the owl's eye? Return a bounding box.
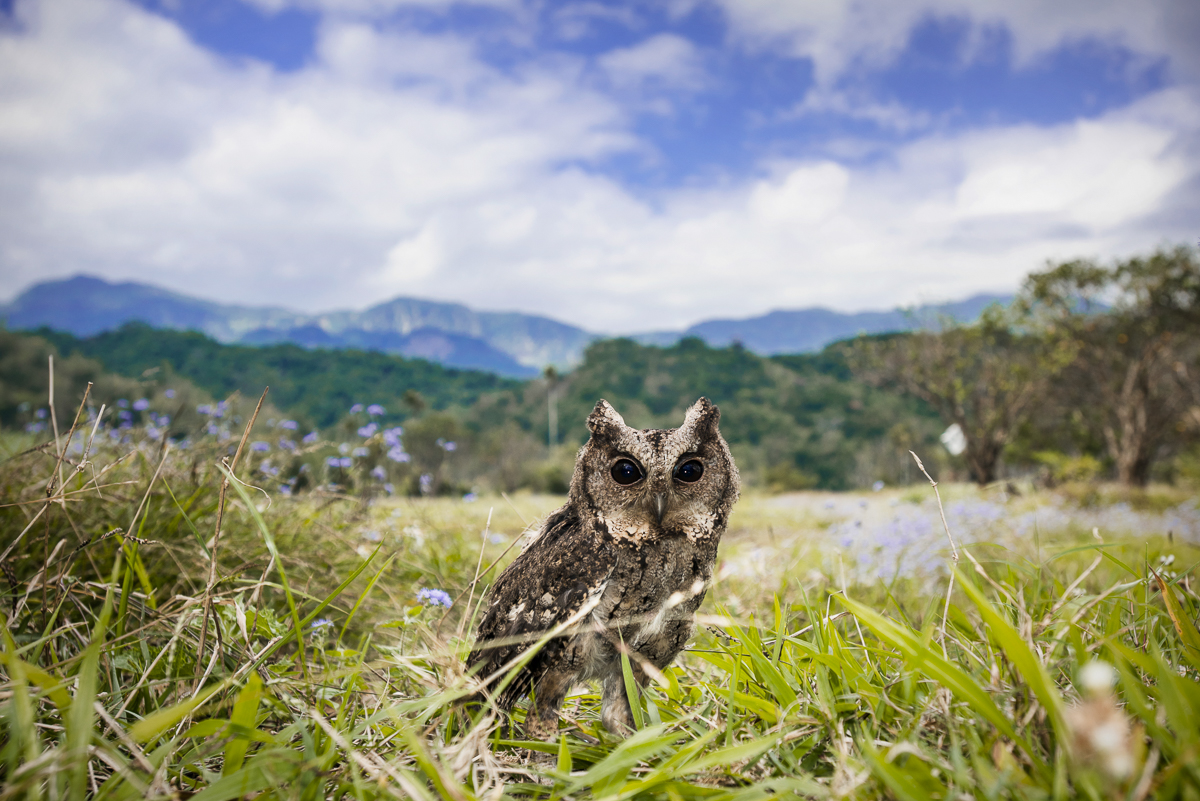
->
[674,459,704,483]
[610,459,643,485]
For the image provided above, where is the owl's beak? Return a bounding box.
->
[653,493,668,525]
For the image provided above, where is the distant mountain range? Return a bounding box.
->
[1,275,1010,377]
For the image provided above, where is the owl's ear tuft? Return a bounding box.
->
[681,397,720,438]
[587,399,627,435]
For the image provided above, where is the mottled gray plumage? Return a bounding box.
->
[466,397,740,739]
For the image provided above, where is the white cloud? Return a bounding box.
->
[598,33,706,91]
[0,0,1197,335]
[710,0,1191,85]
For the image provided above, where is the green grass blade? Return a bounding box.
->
[675,732,780,775]
[336,550,393,646]
[953,565,1069,750]
[189,753,301,801]
[67,552,121,801]
[129,679,233,743]
[859,739,932,801]
[218,463,308,675]
[2,624,41,795]
[557,733,573,774]
[1152,568,1200,671]
[620,645,645,731]
[223,672,263,775]
[837,594,1044,773]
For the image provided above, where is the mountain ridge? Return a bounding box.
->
[2,274,1011,375]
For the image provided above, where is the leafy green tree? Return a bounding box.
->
[848,306,1077,485]
[1022,246,1200,485]
[0,328,143,429]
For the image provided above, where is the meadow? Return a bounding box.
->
[3,405,1200,801]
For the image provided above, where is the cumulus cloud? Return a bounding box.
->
[0,0,1197,334]
[711,0,1193,85]
[598,33,707,92]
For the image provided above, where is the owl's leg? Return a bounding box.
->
[525,670,572,741]
[600,672,636,735]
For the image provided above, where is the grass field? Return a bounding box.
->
[3,418,1200,800]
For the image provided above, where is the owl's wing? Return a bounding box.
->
[466,506,614,708]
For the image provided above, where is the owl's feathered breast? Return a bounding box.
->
[467,505,616,705]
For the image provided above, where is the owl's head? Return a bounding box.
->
[571,398,740,543]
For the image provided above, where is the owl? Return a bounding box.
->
[466,397,740,739]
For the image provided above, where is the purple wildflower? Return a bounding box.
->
[358,423,378,438]
[133,398,150,411]
[164,389,176,398]
[349,403,364,414]
[367,404,385,416]
[302,431,319,444]
[371,465,386,480]
[387,446,410,463]
[417,588,452,608]
[279,419,298,431]
[250,441,270,452]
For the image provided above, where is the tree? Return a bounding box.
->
[848,306,1077,485]
[1022,246,1200,485]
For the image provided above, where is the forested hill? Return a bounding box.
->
[13,324,944,490]
[525,337,941,489]
[36,323,519,428]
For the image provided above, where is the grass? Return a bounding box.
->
[3,409,1200,800]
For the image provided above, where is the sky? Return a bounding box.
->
[0,0,1197,333]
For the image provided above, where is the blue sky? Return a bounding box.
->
[0,0,1196,332]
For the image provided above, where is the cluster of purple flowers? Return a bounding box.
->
[250,441,270,452]
[278,419,298,431]
[358,423,378,438]
[196,401,229,418]
[416,588,453,608]
[326,456,353,469]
